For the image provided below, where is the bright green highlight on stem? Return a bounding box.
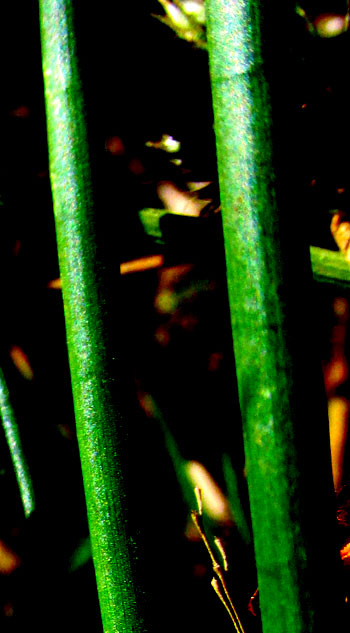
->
[205,0,339,631]
[0,367,35,518]
[39,3,143,632]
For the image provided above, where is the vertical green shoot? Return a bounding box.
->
[0,367,35,518]
[205,0,342,631]
[39,2,143,632]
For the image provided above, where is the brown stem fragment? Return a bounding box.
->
[191,507,245,633]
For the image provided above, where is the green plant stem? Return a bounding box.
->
[39,3,143,632]
[205,1,343,631]
[0,367,35,518]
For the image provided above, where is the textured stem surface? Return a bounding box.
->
[205,1,342,631]
[39,3,143,632]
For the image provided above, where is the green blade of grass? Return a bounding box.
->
[39,3,143,632]
[0,367,35,518]
[222,454,250,545]
[205,0,343,630]
[145,395,198,511]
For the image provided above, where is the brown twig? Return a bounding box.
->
[191,491,245,633]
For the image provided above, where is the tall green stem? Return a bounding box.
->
[39,3,143,632]
[205,1,343,631]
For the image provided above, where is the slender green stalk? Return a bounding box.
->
[39,3,143,632]
[0,367,35,518]
[205,1,342,631]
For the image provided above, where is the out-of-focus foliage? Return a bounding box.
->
[154,0,207,48]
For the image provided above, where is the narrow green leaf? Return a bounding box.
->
[146,396,197,511]
[0,367,35,518]
[222,454,250,545]
[205,0,342,630]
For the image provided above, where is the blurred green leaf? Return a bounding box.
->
[222,454,251,545]
[69,537,92,572]
[138,208,168,242]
